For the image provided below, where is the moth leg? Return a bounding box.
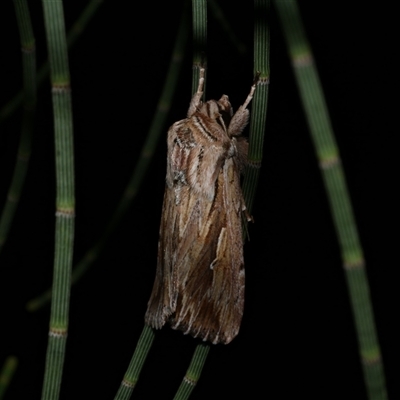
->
[228,72,260,137]
[187,67,205,117]
[242,72,260,110]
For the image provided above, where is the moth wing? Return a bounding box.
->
[145,120,226,328]
[170,155,245,344]
[145,117,246,344]
[144,186,179,329]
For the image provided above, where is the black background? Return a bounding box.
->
[0,2,396,399]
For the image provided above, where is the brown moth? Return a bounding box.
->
[145,67,257,344]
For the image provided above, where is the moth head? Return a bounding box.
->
[199,95,233,131]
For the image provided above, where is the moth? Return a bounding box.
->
[145,67,258,344]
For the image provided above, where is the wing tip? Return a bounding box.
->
[170,320,239,345]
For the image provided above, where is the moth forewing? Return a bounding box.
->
[145,67,257,344]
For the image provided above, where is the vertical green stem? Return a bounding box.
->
[0,0,36,253]
[27,1,190,312]
[0,0,103,123]
[208,0,246,54]
[191,0,207,95]
[40,1,75,399]
[242,0,270,215]
[274,1,387,399]
[173,344,210,400]
[113,326,155,400]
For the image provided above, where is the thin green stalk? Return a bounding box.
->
[26,3,189,312]
[173,344,210,400]
[274,1,387,399]
[0,0,36,254]
[0,0,103,123]
[113,326,155,399]
[242,0,270,216]
[0,356,18,399]
[40,1,75,399]
[208,0,246,55]
[191,0,207,95]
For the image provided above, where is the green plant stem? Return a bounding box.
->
[0,356,18,399]
[173,344,210,400]
[113,326,155,399]
[0,0,36,254]
[191,0,207,95]
[26,2,189,312]
[40,1,75,399]
[0,0,103,123]
[242,0,270,216]
[208,0,246,55]
[274,1,387,399]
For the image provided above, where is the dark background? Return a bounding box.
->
[0,2,396,399]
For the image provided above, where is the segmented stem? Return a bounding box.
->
[191,0,207,96]
[274,1,387,399]
[242,0,270,215]
[113,326,155,400]
[40,1,75,399]
[173,344,210,400]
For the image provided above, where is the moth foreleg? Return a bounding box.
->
[228,72,260,137]
[187,67,205,117]
[242,72,260,110]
